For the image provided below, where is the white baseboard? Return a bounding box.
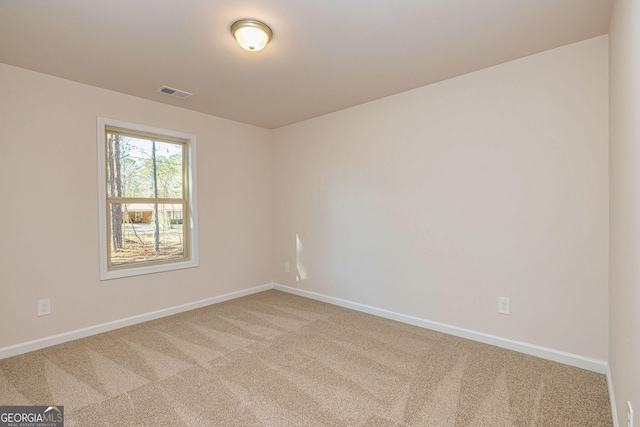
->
[273,283,608,374]
[1,281,609,376]
[606,363,619,427]
[0,283,273,360]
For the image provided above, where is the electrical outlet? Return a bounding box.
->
[628,401,634,427]
[498,297,510,315]
[284,262,290,273]
[38,299,51,317]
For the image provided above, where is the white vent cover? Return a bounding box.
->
[157,85,193,99]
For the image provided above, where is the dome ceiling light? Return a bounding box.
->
[231,19,273,52]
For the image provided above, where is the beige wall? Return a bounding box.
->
[272,36,609,360]
[609,0,640,424]
[0,63,273,348]
[0,36,611,366]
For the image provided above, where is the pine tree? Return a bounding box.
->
[107,135,124,249]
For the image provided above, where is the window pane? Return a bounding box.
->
[155,141,183,199]
[106,134,183,199]
[109,202,185,267]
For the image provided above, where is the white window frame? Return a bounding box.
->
[97,117,199,280]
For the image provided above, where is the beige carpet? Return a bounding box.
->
[0,290,612,426]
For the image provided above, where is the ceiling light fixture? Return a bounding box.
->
[231,19,272,52]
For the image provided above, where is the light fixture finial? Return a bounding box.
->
[231,19,272,52]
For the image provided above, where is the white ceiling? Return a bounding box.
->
[0,0,612,129]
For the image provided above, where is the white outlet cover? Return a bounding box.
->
[38,298,51,316]
[498,297,510,315]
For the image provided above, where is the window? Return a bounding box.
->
[97,118,198,280]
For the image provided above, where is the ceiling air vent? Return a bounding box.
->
[157,85,193,99]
